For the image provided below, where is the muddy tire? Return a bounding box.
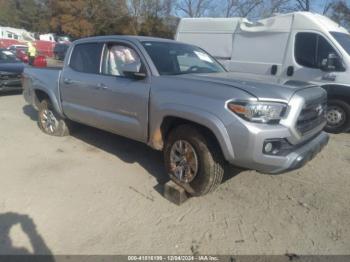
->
[38,99,70,136]
[164,125,225,196]
[324,99,350,134]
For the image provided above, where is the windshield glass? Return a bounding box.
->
[141,41,225,75]
[0,50,20,63]
[331,31,350,55]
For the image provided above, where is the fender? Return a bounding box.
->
[149,103,235,163]
[322,84,350,103]
[31,70,65,118]
[33,86,64,118]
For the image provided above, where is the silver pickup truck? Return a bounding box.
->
[23,36,329,196]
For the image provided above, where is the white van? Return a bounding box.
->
[176,12,350,133]
[39,33,56,42]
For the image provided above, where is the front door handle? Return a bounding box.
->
[287,66,294,76]
[63,78,73,85]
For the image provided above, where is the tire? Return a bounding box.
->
[164,125,225,196]
[324,99,350,134]
[38,99,70,136]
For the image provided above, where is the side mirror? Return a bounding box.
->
[321,53,342,72]
[121,61,146,79]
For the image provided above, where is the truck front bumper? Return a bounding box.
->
[226,121,329,174]
[283,131,329,173]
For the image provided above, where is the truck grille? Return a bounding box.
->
[296,97,327,135]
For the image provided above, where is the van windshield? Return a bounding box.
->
[141,41,225,75]
[331,32,350,55]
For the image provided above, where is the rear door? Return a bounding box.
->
[60,42,105,126]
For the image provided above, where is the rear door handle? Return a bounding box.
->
[287,66,294,76]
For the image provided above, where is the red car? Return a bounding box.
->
[16,49,29,63]
[32,55,47,68]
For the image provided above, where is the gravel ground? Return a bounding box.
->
[0,93,349,255]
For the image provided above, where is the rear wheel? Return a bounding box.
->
[324,99,350,133]
[38,99,70,136]
[164,125,224,196]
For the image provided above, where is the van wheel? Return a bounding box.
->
[164,125,224,196]
[38,99,70,136]
[324,99,350,134]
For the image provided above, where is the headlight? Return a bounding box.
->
[227,101,287,124]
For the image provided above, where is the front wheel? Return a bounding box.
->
[38,99,70,136]
[324,99,350,134]
[164,125,225,196]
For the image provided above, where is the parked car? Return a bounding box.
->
[7,44,29,63]
[0,49,26,92]
[22,36,329,196]
[16,49,29,63]
[7,44,28,53]
[176,12,350,133]
[53,43,70,60]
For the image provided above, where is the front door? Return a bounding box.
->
[89,42,150,142]
[279,31,344,85]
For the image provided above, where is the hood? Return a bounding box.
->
[0,63,26,74]
[175,72,317,102]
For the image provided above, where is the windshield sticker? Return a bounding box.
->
[194,51,213,63]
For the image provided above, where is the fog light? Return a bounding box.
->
[263,140,284,155]
[264,142,273,153]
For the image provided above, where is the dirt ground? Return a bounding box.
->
[0,93,349,255]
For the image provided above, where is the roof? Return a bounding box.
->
[239,12,348,33]
[74,35,177,45]
[176,12,349,35]
[177,18,242,33]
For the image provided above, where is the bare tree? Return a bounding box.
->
[330,0,350,29]
[176,0,212,17]
[295,0,310,11]
[224,0,263,17]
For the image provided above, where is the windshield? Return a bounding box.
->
[141,41,225,75]
[0,50,20,63]
[331,31,350,55]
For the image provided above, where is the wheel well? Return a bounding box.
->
[160,116,224,155]
[322,85,350,104]
[34,89,50,107]
[327,95,350,104]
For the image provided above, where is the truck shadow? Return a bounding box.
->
[22,105,243,191]
[0,212,54,260]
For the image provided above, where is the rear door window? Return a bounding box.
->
[69,43,103,74]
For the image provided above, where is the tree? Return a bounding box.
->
[49,0,131,38]
[127,0,177,37]
[330,1,350,29]
[224,0,262,17]
[176,0,212,17]
[295,0,310,11]
[0,0,50,32]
